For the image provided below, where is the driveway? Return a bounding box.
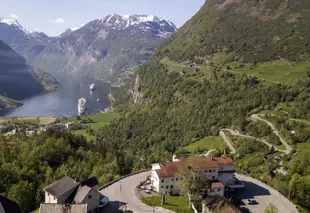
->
[100,171,167,213]
[232,174,298,213]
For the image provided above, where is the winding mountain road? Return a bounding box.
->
[251,114,292,154]
[220,128,286,153]
[220,130,236,154]
[219,114,292,154]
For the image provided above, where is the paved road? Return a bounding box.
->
[100,171,167,213]
[235,174,298,213]
[219,130,236,153]
[100,171,298,213]
[221,128,286,153]
[251,114,292,154]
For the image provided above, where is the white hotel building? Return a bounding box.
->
[151,156,242,196]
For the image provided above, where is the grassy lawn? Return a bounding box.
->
[66,113,119,123]
[228,60,307,85]
[70,113,119,141]
[161,57,214,80]
[182,136,224,153]
[142,196,193,213]
[275,144,286,151]
[72,129,96,141]
[88,121,110,130]
[292,143,310,162]
[0,116,56,125]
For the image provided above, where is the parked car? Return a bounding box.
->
[246,198,257,205]
[145,189,151,194]
[99,196,109,208]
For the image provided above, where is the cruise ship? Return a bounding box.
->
[78,98,87,115]
[90,84,96,91]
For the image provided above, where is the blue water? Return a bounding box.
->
[0,74,114,117]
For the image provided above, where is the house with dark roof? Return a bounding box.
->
[74,185,101,212]
[0,195,22,213]
[150,156,241,196]
[44,176,80,204]
[42,176,100,213]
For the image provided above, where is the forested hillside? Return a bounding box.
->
[0,39,58,106]
[96,0,310,211]
[159,0,310,63]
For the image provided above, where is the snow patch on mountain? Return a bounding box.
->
[0,17,30,35]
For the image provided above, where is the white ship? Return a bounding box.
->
[78,98,87,115]
[90,84,96,91]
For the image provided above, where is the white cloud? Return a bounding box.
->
[9,13,19,19]
[49,18,65,24]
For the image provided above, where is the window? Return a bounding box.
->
[218,189,221,192]
[213,169,216,172]
[166,186,169,189]
[88,195,92,199]
[161,179,164,183]
[209,170,212,173]
[170,185,173,189]
[205,170,208,173]
[161,186,164,188]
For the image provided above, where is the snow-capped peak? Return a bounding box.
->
[0,17,30,34]
[99,14,177,31]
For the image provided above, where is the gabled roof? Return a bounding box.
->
[44,176,80,198]
[156,157,231,178]
[73,186,92,204]
[211,182,225,189]
[39,204,87,213]
[0,195,22,213]
[212,157,233,165]
[80,177,98,188]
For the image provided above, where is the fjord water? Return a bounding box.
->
[0,74,114,117]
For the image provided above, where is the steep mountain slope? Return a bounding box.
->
[0,15,177,86]
[159,0,310,63]
[97,1,310,210]
[0,39,58,109]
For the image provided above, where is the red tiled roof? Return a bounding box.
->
[211,182,225,189]
[155,157,231,178]
[212,157,233,165]
[156,162,181,178]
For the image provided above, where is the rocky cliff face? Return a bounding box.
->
[0,15,177,86]
[0,39,58,104]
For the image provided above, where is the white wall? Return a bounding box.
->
[45,192,58,204]
[151,171,160,193]
[207,188,224,197]
[200,168,219,180]
[79,189,100,211]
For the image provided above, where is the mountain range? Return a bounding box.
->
[0,39,58,110]
[98,0,310,211]
[0,14,177,86]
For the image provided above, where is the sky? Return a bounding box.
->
[0,0,205,36]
